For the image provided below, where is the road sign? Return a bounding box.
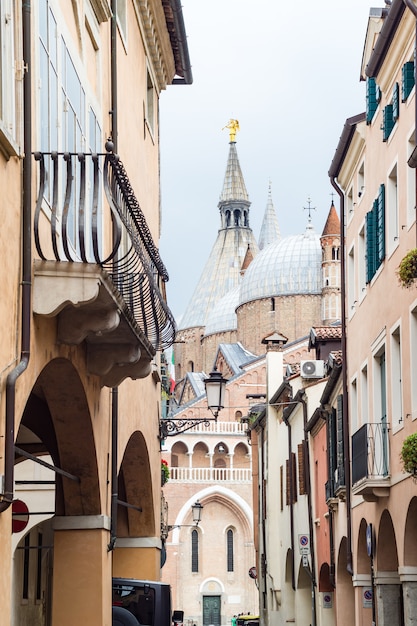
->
[12,499,29,533]
[298,534,310,554]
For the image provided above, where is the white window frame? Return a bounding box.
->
[0,0,21,156]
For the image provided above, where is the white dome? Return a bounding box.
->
[239,223,322,306]
[204,286,239,336]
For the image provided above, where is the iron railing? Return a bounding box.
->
[33,148,176,350]
[351,421,390,485]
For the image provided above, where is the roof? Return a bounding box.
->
[321,202,340,237]
[204,286,239,336]
[217,343,258,376]
[258,184,281,250]
[218,142,249,203]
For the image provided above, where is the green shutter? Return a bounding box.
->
[336,395,345,489]
[402,61,415,101]
[366,77,378,124]
[383,105,394,141]
[366,206,376,283]
[377,184,385,265]
[392,82,399,120]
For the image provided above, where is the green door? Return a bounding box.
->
[203,595,221,626]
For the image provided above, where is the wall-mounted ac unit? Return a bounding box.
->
[300,360,325,379]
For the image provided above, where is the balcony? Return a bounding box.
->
[32,147,176,386]
[169,467,252,482]
[351,422,391,501]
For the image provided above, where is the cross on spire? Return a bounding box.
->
[303,197,316,220]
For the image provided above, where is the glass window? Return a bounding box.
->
[227,529,234,572]
[191,529,199,572]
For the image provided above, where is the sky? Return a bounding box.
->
[159,0,374,320]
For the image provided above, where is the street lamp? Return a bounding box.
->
[167,500,204,532]
[159,368,228,437]
[204,367,227,418]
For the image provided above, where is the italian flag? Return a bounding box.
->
[169,348,175,393]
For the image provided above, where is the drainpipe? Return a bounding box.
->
[0,0,32,514]
[299,394,317,626]
[108,0,119,548]
[282,414,296,591]
[330,176,353,576]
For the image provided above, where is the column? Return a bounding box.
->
[352,573,373,626]
[51,515,112,626]
[375,571,402,626]
[113,536,163,581]
[399,566,417,626]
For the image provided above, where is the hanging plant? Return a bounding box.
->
[398,249,417,288]
[161,459,170,485]
[400,432,417,477]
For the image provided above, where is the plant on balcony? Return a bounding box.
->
[398,249,417,288]
[400,433,417,477]
[161,459,170,486]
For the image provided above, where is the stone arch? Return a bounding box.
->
[319,562,333,592]
[336,537,354,620]
[357,518,370,575]
[296,560,312,622]
[117,431,154,537]
[284,548,295,620]
[377,509,398,572]
[171,441,189,467]
[17,357,100,516]
[404,496,417,566]
[193,441,210,467]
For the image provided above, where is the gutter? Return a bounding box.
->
[282,410,296,592]
[169,0,193,85]
[0,0,32,513]
[365,0,406,79]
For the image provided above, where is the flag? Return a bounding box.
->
[169,348,175,393]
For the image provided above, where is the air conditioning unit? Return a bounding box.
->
[300,360,325,379]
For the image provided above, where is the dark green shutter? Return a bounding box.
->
[392,82,400,120]
[383,105,394,141]
[366,77,378,124]
[402,61,415,101]
[377,184,385,265]
[366,207,376,283]
[336,395,345,489]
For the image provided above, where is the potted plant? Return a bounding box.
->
[161,459,170,486]
[400,432,417,478]
[398,248,417,288]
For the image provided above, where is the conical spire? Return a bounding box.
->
[258,182,281,250]
[179,128,258,330]
[322,201,340,236]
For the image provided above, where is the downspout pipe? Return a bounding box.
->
[330,174,353,575]
[329,113,365,576]
[0,0,32,513]
[169,0,193,85]
[110,0,118,151]
[282,412,296,592]
[299,394,317,626]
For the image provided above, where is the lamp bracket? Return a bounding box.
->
[160,417,217,438]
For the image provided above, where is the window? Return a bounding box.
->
[146,68,155,136]
[358,224,366,297]
[366,77,378,124]
[0,0,20,153]
[407,133,416,228]
[366,185,385,282]
[402,60,415,102]
[350,378,358,433]
[116,0,127,42]
[348,244,356,314]
[191,529,199,572]
[358,161,365,200]
[391,326,402,429]
[227,529,234,572]
[387,164,398,254]
[411,305,417,419]
[361,364,368,426]
[392,82,400,121]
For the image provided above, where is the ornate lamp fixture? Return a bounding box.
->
[159,368,227,438]
[167,500,204,532]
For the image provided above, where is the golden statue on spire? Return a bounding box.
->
[223,119,240,142]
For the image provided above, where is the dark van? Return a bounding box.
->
[112,578,172,626]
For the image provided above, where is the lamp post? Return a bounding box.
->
[159,368,227,437]
[167,501,204,533]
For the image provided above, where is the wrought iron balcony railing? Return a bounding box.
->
[33,147,176,352]
[351,422,390,498]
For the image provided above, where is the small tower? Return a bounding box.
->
[320,200,341,324]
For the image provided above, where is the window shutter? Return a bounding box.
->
[366,207,376,283]
[286,459,290,505]
[392,82,400,120]
[366,77,378,124]
[377,184,385,265]
[383,104,394,141]
[298,442,307,495]
[327,408,337,497]
[336,395,345,489]
[402,61,415,101]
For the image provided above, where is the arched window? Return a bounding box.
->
[227,529,234,572]
[191,529,199,572]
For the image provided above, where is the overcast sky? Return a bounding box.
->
[159,0,374,320]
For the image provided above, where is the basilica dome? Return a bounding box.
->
[239,222,322,306]
[204,286,239,336]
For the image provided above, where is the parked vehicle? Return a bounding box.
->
[112,578,172,626]
[236,615,260,626]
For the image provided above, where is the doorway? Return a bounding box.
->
[203,595,221,626]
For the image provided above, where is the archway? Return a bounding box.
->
[376,510,402,625]
[336,537,354,626]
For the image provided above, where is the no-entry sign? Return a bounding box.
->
[12,499,29,533]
